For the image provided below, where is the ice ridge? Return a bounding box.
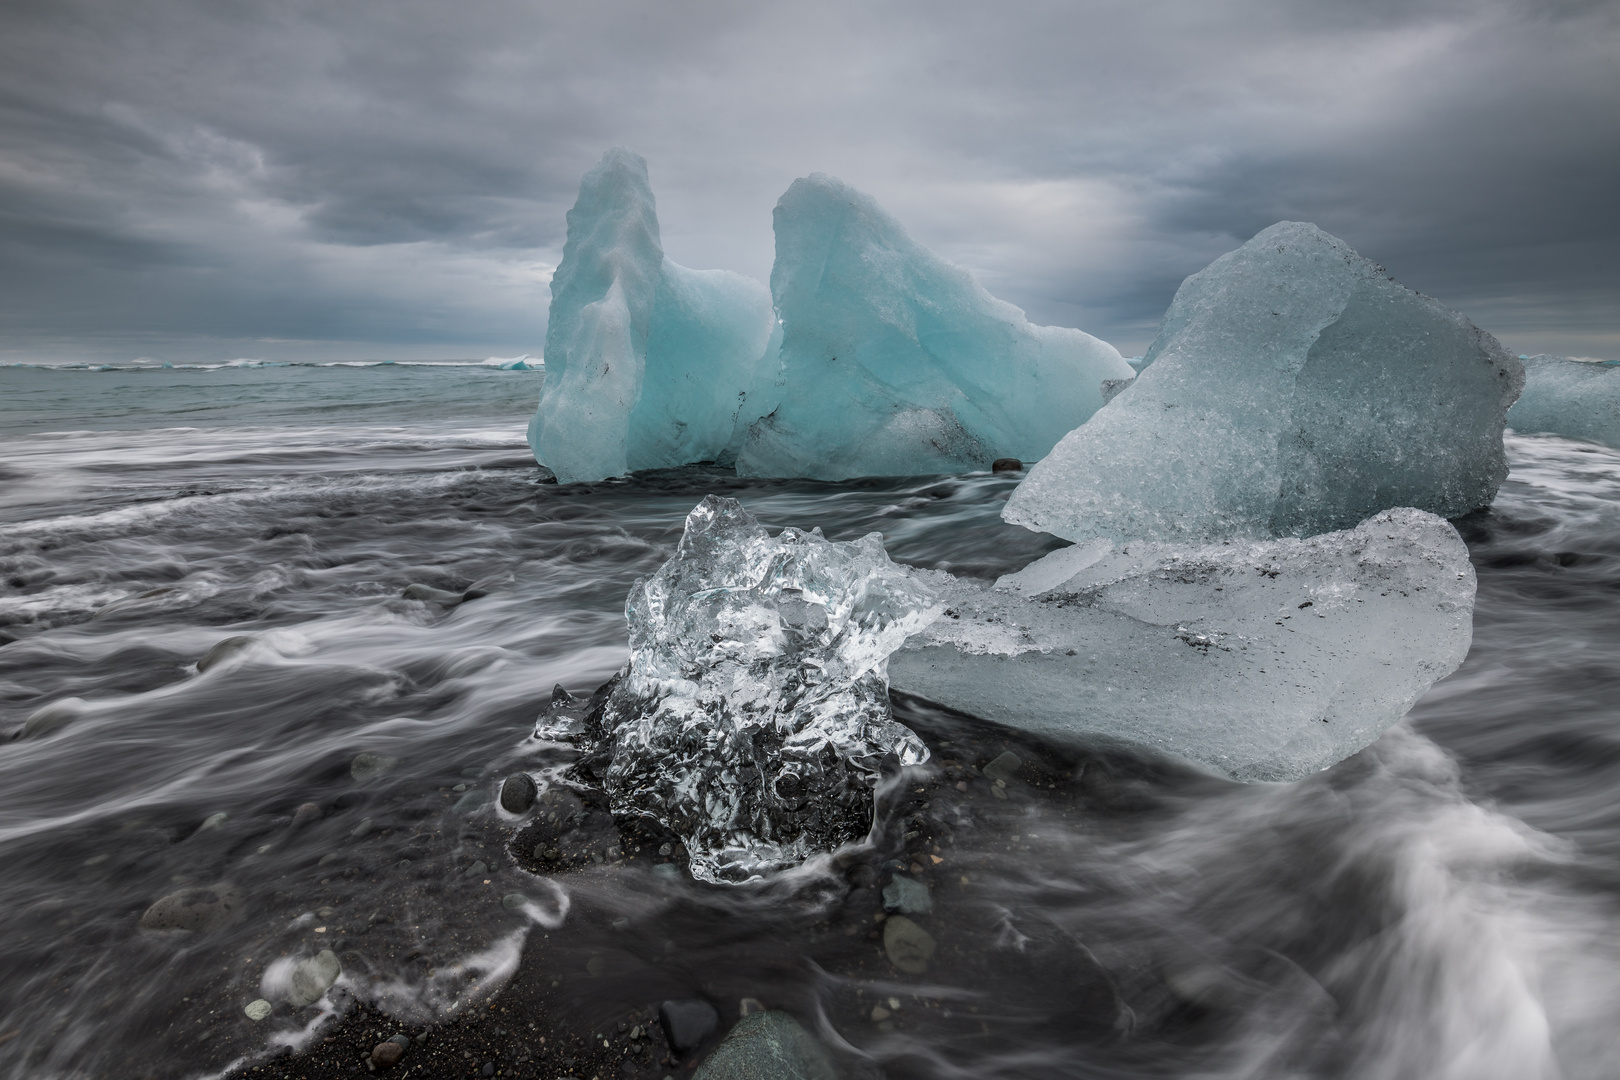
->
[527,149,778,483]
[734,174,1136,480]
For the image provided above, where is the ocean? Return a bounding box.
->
[3,360,1619,1079]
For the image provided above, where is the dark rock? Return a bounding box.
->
[197,635,255,673]
[350,752,401,782]
[882,915,936,974]
[480,1062,495,1076]
[983,750,1021,783]
[991,458,1023,473]
[500,773,537,814]
[881,875,932,916]
[333,789,369,810]
[401,583,465,606]
[660,998,719,1054]
[370,1041,404,1067]
[139,884,242,933]
[291,802,323,829]
[692,1010,838,1080]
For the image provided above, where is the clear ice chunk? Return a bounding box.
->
[1507,354,1620,449]
[888,507,1475,782]
[527,149,779,483]
[1004,222,1524,543]
[735,174,1136,480]
[581,495,941,883]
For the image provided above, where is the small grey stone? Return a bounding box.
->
[139,884,242,933]
[350,817,375,839]
[691,1010,838,1080]
[983,750,1022,783]
[402,583,465,606]
[197,635,256,673]
[500,773,537,814]
[466,860,489,878]
[317,852,341,867]
[881,875,933,916]
[883,915,936,974]
[22,697,87,739]
[287,949,341,1007]
[350,753,401,782]
[196,811,229,833]
[291,802,323,828]
[501,893,526,910]
[244,999,272,1021]
[659,998,718,1053]
[388,1034,411,1049]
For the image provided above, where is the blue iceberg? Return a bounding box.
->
[734,174,1135,480]
[1004,222,1524,543]
[527,149,779,483]
[1507,354,1620,448]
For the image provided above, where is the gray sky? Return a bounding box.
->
[2,0,1616,364]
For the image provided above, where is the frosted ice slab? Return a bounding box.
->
[528,149,778,483]
[578,495,940,883]
[1004,222,1524,543]
[735,174,1135,480]
[1507,354,1620,449]
[889,508,1475,782]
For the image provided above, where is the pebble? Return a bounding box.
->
[196,811,229,832]
[401,583,466,606]
[983,750,1021,783]
[244,999,272,1021]
[869,1005,890,1022]
[370,1041,404,1067]
[466,860,489,878]
[350,752,401,782]
[291,802,323,828]
[991,458,1023,473]
[500,773,537,814]
[317,852,341,867]
[690,1010,837,1080]
[286,949,341,1007]
[881,874,933,916]
[501,893,526,910]
[350,818,375,839]
[196,635,255,673]
[22,697,87,739]
[882,915,937,974]
[659,998,718,1053]
[139,884,243,933]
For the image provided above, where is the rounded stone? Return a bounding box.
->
[371,1041,405,1067]
[500,773,537,814]
[991,458,1023,473]
[501,893,527,910]
[882,915,936,974]
[350,752,401,782]
[244,999,273,1021]
[197,636,256,673]
[286,949,342,1007]
[139,884,243,933]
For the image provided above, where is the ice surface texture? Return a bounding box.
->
[1507,354,1620,449]
[735,174,1135,480]
[527,149,778,483]
[588,495,940,883]
[1004,222,1524,543]
[889,508,1475,782]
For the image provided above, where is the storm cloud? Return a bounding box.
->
[1,0,1615,362]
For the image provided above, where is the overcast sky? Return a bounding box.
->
[1,0,1616,363]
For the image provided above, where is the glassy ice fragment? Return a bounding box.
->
[890,508,1475,782]
[1004,222,1524,543]
[1507,354,1620,449]
[735,174,1135,480]
[527,149,778,483]
[583,495,941,882]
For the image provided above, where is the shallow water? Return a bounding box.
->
[2,363,1619,1079]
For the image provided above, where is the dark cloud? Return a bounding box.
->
[0,0,1615,362]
